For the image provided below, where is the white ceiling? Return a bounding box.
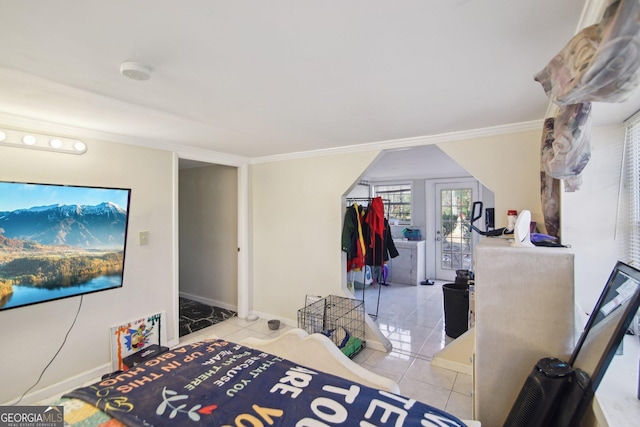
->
[0,0,638,160]
[365,145,468,181]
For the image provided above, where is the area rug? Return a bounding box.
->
[179,297,237,337]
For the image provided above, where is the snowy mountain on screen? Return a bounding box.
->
[0,202,128,248]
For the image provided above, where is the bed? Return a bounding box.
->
[55,329,480,426]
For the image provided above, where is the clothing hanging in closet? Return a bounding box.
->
[342,197,398,272]
[342,202,367,272]
[363,217,399,267]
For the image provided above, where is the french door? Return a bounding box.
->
[434,181,478,281]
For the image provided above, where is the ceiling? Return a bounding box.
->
[0,1,638,160]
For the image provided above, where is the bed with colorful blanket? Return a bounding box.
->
[59,337,472,427]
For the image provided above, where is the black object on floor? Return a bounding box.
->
[442,282,469,338]
[179,297,237,337]
[420,280,434,286]
[123,344,170,368]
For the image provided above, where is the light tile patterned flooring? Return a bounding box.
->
[181,280,473,421]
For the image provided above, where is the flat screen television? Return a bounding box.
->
[0,181,131,311]
[569,261,640,388]
[554,261,640,426]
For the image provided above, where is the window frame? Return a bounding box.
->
[372,182,412,225]
[627,114,640,267]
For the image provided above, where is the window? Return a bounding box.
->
[373,183,411,224]
[627,115,640,266]
[439,187,473,271]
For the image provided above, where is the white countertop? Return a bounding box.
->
[394,239,425,248]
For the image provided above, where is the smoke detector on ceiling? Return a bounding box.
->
[120,61,151,81]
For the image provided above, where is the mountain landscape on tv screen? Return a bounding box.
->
[0,202,127,248]
[0,202,129,308]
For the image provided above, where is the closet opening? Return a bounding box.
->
[177,159,239,337]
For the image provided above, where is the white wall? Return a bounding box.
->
[179,164,238,309]
[248,130,547,322]
[248,124,628,330]
[562,124,628,312]
[0,139,176,405]
[250,151,379,321]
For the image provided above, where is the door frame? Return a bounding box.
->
[425,177,482,282]
[173,151,249,347]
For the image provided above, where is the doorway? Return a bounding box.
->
[360,146,491,283]
[178,160,239,317]
[434,180,478,281]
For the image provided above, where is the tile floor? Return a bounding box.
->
[180,279,473,421]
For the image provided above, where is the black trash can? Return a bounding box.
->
[442,282,469,338]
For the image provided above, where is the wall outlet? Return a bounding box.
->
[139,231,149,246]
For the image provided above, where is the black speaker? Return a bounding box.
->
[548,368,593,427]
[503,357,573,427]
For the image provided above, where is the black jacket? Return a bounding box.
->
[363,217,399,266]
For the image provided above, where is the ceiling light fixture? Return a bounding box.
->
[22,135,37,145]
[0,127,87,154]
[120,61,152,81]
[73,141,87,152]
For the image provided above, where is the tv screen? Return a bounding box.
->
[569,261,640,389]
[0,181,131,311]
[550,261,640,426]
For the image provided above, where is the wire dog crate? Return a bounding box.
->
[297,295,365,358]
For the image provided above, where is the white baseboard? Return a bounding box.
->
[248,309,297,328]
[2,363,111,406]
[179,291,238,312]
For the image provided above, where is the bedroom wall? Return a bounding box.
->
[248,135,546,324]
[437,129,544,231]
[562,124,628,312]
[179,164,238,309]
[249,124,626,328]
[249,131,544,324]
[0,139,176,405]
[250,151,380,321]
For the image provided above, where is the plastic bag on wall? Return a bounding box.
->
[534,0,640,105]
[541,103,592,185]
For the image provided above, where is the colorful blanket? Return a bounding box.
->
[64,339,467,427]
[54,397,125,427]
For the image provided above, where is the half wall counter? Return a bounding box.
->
[473,237,575,426]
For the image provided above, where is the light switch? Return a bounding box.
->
[139,231,149,246]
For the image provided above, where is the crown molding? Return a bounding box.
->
[0,110,544,166]
[250,120,543,164]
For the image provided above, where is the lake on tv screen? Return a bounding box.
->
[1,275,122,309]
